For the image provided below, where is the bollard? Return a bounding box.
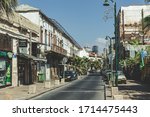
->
[113,95,123,100]
[44,81,51,89]
[61,78,65,84]
[28,84,36,94]
[111,87,118,97]
[55,79,60,85]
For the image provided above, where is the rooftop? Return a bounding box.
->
[16,4,39,12]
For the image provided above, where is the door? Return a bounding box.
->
[18,63,25,85]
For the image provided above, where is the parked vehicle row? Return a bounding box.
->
[101,69,127,84]
[60,70,78,82]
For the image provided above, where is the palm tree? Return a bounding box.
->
[145,0,150,2]
[0,0,18,15]
[143,15,150,28]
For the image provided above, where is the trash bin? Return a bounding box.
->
[38,73,44,82]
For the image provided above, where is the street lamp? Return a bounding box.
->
[103,0,109,6]
[103,0,118,86]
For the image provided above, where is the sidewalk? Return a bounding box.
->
[0,82,69,100]
[118,80,150,100]
[106,80,150,100]
[0,75,86,100]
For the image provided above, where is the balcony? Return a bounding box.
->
[51,44,67,56]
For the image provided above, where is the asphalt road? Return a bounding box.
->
[32,73,106,100]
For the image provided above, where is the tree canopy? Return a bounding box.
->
[143,15,150,28]
[0,0,18,15]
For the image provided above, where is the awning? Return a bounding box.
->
[18,53,34,59]
[18,53,47,62]
[33,58,47,62]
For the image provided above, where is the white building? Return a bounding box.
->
[117,5,150,59]
[78,48,89,58]
[118,5,150,43]
[16,4,81,81]
[0,11,40,87]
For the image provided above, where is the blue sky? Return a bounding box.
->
[19,0,147,53]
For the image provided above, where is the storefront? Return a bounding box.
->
[18,53,38,85]
[0,34,13,87]
[0,51,13,87]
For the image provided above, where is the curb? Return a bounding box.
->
[25,75,88,100]
[19,82,70,100]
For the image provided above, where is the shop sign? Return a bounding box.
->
[19,40,27,47]
[7,52,13,59]
[0,51,13,58]
[144,38,150,45]
[0,51,7,57]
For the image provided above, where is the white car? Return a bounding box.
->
[117,72,127,84]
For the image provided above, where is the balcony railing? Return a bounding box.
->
[51,44,67,56]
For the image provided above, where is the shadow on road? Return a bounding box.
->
[88,72,101,76]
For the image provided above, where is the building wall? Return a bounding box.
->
[78,49,89,58]
[118,5,150,42]
[0,12,40,87]
[19,12,40,26]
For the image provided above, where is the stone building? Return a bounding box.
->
[16,4,81,82]
[0,12,40,87]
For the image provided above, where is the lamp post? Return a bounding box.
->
[103,0,118,86]
[105,36,112,70]
[105,36,114,86]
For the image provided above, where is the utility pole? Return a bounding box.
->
[103,0,118,86]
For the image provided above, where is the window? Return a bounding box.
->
[40,27,43,43]
[45,29,47,45]
[49,32,51,46]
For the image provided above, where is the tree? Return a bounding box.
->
[0,0,18,15]
[128,39,141,45]
[145,0,150,2]
[68,56,102,75]
[143,15,150,28]
[68,56,89,75]
[90,60,101,70]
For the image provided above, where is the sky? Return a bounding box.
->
[19,0,148,53]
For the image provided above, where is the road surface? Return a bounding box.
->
[32,73,106,100]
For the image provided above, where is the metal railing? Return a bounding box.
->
[51,44,67,56]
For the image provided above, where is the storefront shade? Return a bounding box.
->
[0,51,13,58]
[0,51,7,57]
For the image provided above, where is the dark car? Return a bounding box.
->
[64,71,78,81]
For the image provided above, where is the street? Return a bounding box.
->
[32,73,106,100]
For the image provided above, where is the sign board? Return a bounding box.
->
[19,40,27,47]
[144,38,150,45]
[7,52,13,58]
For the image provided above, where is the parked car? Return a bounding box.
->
[101,69,111,83]
[103,69,111,76]
[117,71,127,84]
[89,70,96,73]
[64,71,78,82]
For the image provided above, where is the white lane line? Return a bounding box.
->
[60,90,103,92]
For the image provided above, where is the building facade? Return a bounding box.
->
[117,5,150,81]
[0,12,40,87]
[16,4,81,82]
[117,5,150,59]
